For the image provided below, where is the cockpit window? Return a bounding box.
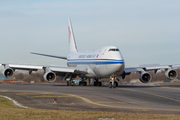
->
[108,49,119,51]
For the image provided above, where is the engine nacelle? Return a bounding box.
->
[165,69,178,80]
[2,68,14,78]
[43,71,56,82]
[139,72,152,83]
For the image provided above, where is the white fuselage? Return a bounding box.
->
[67,46,125,78]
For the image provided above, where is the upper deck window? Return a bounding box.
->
[108,49,119,51]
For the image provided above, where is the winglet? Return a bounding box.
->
[68,18,78,53]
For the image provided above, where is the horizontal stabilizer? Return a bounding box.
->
[31,52,67,60]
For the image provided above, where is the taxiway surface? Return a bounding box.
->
[0,83,180,114]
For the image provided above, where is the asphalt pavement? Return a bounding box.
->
[0,82,180,114]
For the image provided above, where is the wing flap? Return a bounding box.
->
[49,66,88,74]
[49,66,76,73]
[144,65,170,71]
[124,67,144,73]
[9,64,43,70]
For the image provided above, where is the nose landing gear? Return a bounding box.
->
[109,75,118,88]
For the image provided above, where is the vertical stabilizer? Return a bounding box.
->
[68,18,78,53]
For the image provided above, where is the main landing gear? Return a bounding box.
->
[94,79,102,86]
[65,73,75,86]
[109,75,118,88]
[67,80,87,86]
[79,78,87,86]
[67,80,75,86]
[79,81,87,86]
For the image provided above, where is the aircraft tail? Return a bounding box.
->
[68,18,78,53]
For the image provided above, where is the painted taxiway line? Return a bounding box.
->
[0,90,9,92]
[150,83,180,91]
[0,95,28,108]
[63,93,180,112]
[118,88,180,103]
[162,87,180,91]
[16,92,53,95]
[96,102,148,104]
[31,95,71,98]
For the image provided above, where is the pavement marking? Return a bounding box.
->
[118,88,180,103]
[150,83,155,86]
[3,91,180,112]
[16,92,53,95]
[0,95,28,108]
[23,94,147,105]
[63,93,180,112]
[31,95,71,98]
[163,87,180,91]
[96,102,147,104]
[129,102,136,103]
[97,102,125,104]
[150,83,180,90]
[142,102,148,103]
[18,93,77,105]
[0,90,9,92]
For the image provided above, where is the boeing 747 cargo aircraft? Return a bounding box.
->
[1,18,179,88]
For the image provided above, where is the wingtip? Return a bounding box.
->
[31,52,37,55]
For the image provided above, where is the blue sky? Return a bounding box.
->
[0,0,180,67]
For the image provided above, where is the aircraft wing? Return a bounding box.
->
[31,52,67,60]
[122,64,180,83]
[0,63,88,79]
[125,64,180,73]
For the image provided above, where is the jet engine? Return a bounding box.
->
[139,72,152,83]
[2,68,14,78]
[165,69,178,80]
[43,71,56,82]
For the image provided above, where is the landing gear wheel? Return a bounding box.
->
[109,82,112,88]
[98,82,102,86]
[79,82,83,86]
[67,81,70,86]
[94,82,98,86]
[113,83,116,88]
[115,82,118,87]
[83,82,87,86]
[79,81,87,86]
[113,82,118,88]
[71,82,75,86]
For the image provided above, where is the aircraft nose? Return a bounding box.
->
[111,52,124,61]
